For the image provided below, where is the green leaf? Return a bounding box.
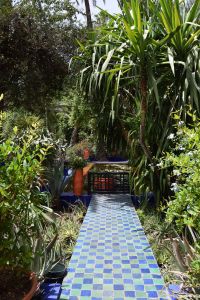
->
[168,47,175,76]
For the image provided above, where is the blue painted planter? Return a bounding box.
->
[60,192,78,207]
[64,167,68,176]
[79,194,92,207]
[131,195,141,209]
[131,192,156,209]
[107,156,127,162]
[60,193,92,208]
[40,283,61,300]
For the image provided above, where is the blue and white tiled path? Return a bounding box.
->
[60,194,170,299]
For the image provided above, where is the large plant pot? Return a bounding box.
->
[23,273,38,300]
[73,169,84,196]
[44,262,67,284]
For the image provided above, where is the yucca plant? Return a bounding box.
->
[158,0,200,116]
[78,0,200,204]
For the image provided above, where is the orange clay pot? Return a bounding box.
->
[23,273,39,300]
[73,169,84,196]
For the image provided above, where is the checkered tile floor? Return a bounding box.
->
[60,194,169,299]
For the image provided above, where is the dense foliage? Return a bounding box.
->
[0,120,51,269]
[165,114,200,234]
[0,0,200,296]
[78,0,200,203]
[0,0,81,111]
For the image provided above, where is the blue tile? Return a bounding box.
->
[141,268,150,273]
[114,285,124,290]
[95,264,103,268]
[113,264,121,268]
[105,260,112,264]
[144,279,153,284]
[72,284,81,289]
[149,264,158,268]
[156,285,164,290]
[125,291,136,297]
[88,259,95,263]
[81,290,91,296]
[104,268,112,273]
[124,279,133,284]
[83,278,93,284]
[122,260,129,264]
[147,291,158,298]
[135,285,144,291]
[122,268,131,273]
[85,268,94,273]
[104,279,113,284]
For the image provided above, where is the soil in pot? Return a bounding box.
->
[0,267,31,300]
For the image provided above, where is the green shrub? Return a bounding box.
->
[162,112,200,287]
[0,108,62,274]
[164,113,200,235]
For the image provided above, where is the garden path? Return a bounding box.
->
[60,194,170,300]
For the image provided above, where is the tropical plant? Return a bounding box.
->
[78,0,200,203]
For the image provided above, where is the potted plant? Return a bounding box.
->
[70,155,86,196]
[0,122,61,299]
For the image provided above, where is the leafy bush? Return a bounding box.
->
[0,108,63,274]
[164,113,200,235]
[162,112,200,287]
[0,130,50,269]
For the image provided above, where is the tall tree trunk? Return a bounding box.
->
[118,118,132,146]
[84,0,93,29]
[96,136,107,161]
[139,67,152,162]
[70,125,79,146]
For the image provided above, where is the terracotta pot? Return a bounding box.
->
[73,169,84,196]
[23,273,38,300]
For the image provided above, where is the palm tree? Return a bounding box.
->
[77,0,106,28]
[78,0,200,203]
[84,0,93,28]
